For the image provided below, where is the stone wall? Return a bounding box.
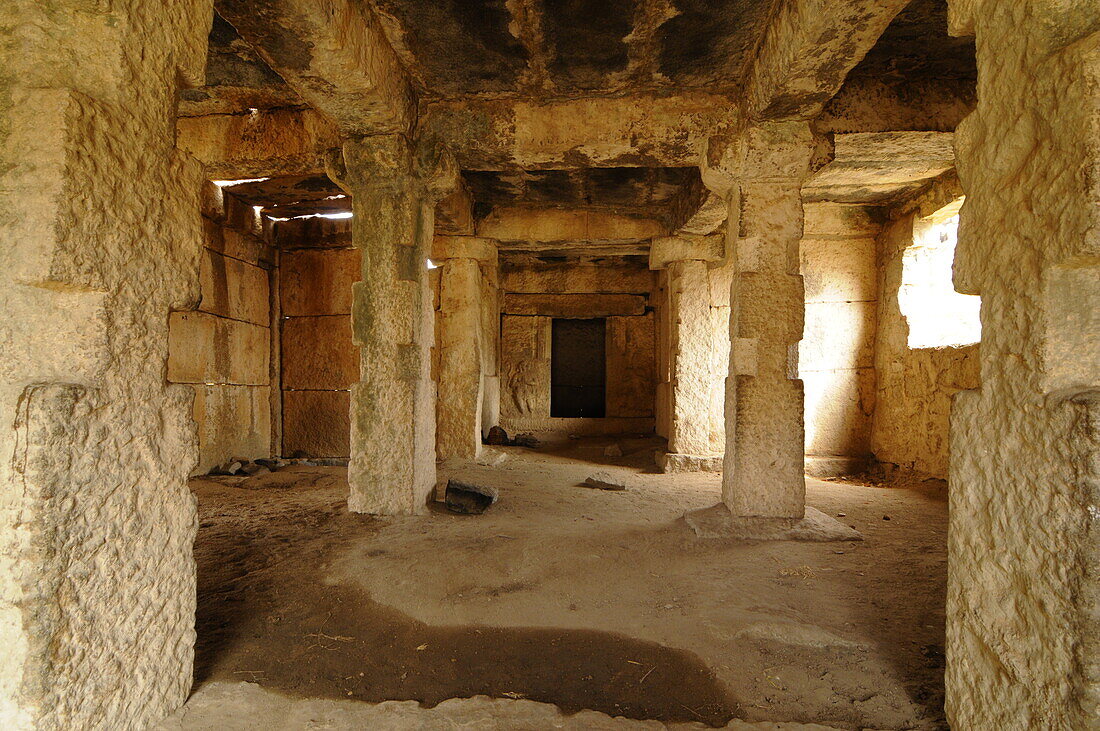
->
[0,0,214,727]
[498,256,657,435]
[168,184,276,474]
[945,0,1099,726]
[799,203,881,475]
[871,194,978,479]
[275,218,359,458]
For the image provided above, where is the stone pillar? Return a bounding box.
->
[650,234,726,472]
[338,135,456,515]
[0,1,214,728]
[722,122,820,519]
[432,235,498,461]
[944,2,1099,727]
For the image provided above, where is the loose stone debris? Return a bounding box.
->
[445,480,500,514]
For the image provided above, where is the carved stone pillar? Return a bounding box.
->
[432,235,498,461]
[337,135,457,514]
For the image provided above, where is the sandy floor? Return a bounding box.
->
[174,438,948,730]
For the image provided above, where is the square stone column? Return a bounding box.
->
[0,2,213,728]
[722,122,821,519]
[432,235,498,461]
[338,135,457,514]
[650,234,727,472]
[943,2,1099,727]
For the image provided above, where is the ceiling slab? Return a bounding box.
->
[802,131,955,203]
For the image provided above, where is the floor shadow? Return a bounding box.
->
[192,481,739,727]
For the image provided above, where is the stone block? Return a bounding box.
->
[500,315,551,419]
[606,314,656,418]
[203,216,271,267]
[501,293,646,317]
[802,368,875,457]
[431,235,497,262]
[649,234,726,269]
[801,238,877,303]
[274,217,354,250]
[500,260,655,294]
[281,248,360,316]
[657,452,723,473]
[801,301,876,371]
[283,389,350,458]
[199,248,270,325]
[167,311,269,386]
[191,385,272,474]
[802,202,881,238]
[281,316,357,390]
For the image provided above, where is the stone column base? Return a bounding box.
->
[684,503,862,542]
[656,451,723,473]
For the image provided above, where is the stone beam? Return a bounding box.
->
[478,207,667,244]
[803,131,956,203]
[421,92,741,170]
[178,107,340,178]
[820,77,976,134]
[216,0,415,135]
[745,0,910,120]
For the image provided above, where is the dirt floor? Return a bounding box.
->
[177,438,948,730]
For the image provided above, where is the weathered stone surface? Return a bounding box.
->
[502,293,646,318]
[803,132,956,203]
[649,234,726,269]
[217,0,414,135]
[583,472,627,491]
[282,390,351,458]
[501,258,655,295]
[0,2,213,726]
[800,238,878,304]
[168,312,270,386]
[198,248,270,326]
[190,385,272,475]
[479,207,666,245]
[801,302,876,371]
[436,257,485,461]
[802,370,875,458]
[943,4,1100,727]
[500,315,551,420]
[657,452,723,473]
[685,504,863,542]
[280,248,360,316]
[157,681,845,730]
[606,314,657,419]
[872,212,978,478]
[281,316,357,390]
[444,480,499,514]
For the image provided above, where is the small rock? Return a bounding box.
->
[883,515,891,521]
[254,458,284,471]
[240,462,270,477]
[484,425,509,446]
[836,512,846,517]
[210,460,243,476]
[445,480,499,515]
[512,433,539,448]
[582,472,627,491]
[603,443,623,457]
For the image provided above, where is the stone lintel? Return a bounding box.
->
[431,235,498,263]
[649,234,726,270]
[501,293,646,318]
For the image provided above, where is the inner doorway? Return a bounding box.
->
[550,318,606,418]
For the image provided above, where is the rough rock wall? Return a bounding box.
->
[0,1,213,728]
[800,203,880,466]
[277,219,358,458]
[871,209,978,479]
[945,0,1099,726]
[169,185,276,473]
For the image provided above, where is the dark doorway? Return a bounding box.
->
[550,319,606,418]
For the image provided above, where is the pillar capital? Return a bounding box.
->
[649,233,726,270]
[700,122,833,193]
[333,134,460,200]
[431,234,498,263]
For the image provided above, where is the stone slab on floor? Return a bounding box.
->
[157,682,843,731]
[657,451,723,473]
[684,504,863,542]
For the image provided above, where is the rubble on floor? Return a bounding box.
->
[445,479,500,514]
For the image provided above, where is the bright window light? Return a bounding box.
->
[899,200,981,349]
[426,259,439,270]
[212,177,269,187]
[267,211,354,222]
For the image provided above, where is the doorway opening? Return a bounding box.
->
[550,318,606,418]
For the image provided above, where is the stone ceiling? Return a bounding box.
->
[367,0,782,99]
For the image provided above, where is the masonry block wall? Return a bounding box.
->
[498,256,657,435]
[276,218,359,458]
[871,182,979,480]
[168,183,276,474]
[799,203,881,473]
